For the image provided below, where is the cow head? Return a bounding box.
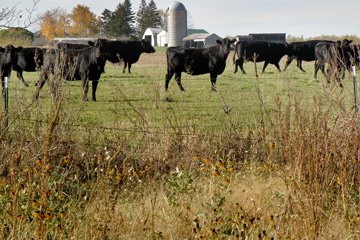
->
[216,38,236,56]
[283,42,296,56]
[141,39,156,53]
[4,44,23,65]
[341,39,353,48]
[88,39,109,59]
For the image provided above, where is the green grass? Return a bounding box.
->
[2,53,355,136]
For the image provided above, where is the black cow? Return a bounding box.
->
[165,38,236,91]
[0,46,12,94]
[35,39,108,101]
[233,41,289,74]
[2,45,46,87]
[56,42,106,75]
[314,39,358,85]
[103,39,155,73]
[283,40,335,72]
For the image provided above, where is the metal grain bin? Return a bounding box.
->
[167,1,187,47]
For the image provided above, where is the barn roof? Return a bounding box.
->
[147,28,164,34]
[187,29,208,35]
[183,33,221,41]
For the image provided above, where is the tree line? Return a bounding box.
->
[40,0,163,41]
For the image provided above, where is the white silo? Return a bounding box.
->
[167,1,187,47]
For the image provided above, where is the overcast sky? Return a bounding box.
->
[3,0,360,38]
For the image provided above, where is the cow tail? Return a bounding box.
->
[233,47,236,65]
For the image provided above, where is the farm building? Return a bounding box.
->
[187,29,208,35]
[235,35,254,42]
[167,1,187,47]
[249,33,286,43]
[183,33,221,48]
[142,28,164,46]
[157,30,168,47]
[142,28,210,47]
[31,30,47,46]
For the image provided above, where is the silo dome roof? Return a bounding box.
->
[168,1,186,11]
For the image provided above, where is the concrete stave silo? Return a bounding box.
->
[167,1,187,47]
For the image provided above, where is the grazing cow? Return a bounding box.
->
[2,45,46,87]
[165,38,236,91]
[283,40,335,72]
[314,39,358,85]
[35,39,108,101]
[103,39,155,73]
[233,41,289,74]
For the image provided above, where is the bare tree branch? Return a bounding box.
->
[0,0,39,29]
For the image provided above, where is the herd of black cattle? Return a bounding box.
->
[0,38,359,101]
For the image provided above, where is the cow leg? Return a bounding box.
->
[165,70,174,91]
[262,62,269,73]
[320,65,331,84]
[82,75,89,101]
[122,62,127,73]
[297,60,306,72]
[210,73,217,91]
[234,58,239,73]
[175,72,184,91]
[92,80,98,101]
[128,63,132,73]
[238,59,246,74]
[283,56,292,71]
[1,75,4,97]
[34,72,48,100]
[274,63,282,72]
[16,70,29,87]
[314,61,320,78]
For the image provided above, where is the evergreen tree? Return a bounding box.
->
[136,0,161,37]
[136,0,147,35]
[102,0,135,37]
[146,0,161,28]
[120,0,135,36]
[101,9,113,35]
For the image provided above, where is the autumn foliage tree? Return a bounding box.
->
[41,8,69,40]
[68,5,100,37]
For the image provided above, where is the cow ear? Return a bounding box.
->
[141,39,147,46]
[216,39,222,45]
[88,41,94,46]
[16,46,23,52]
[230,39,236,44]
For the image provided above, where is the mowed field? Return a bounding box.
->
[1,47,360,239]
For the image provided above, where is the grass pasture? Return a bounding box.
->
[1,48,360,239]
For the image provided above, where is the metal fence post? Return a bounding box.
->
[353,66,358,112]
[3,76,9,129]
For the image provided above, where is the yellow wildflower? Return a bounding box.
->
[222,178,230,184]
[213,170,220,178]
[63,156,70,163]
[36,159,42,166]
[217,161,225,168]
